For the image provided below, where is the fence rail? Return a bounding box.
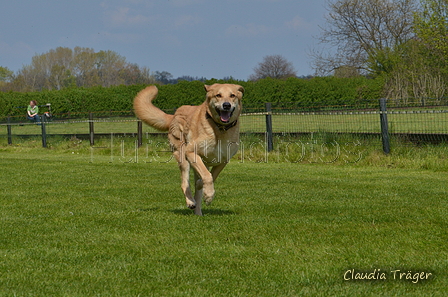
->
[1,99,447,152]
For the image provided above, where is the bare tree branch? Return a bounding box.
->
[313,0,417,75]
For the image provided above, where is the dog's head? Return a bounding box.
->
[204,83,244,126]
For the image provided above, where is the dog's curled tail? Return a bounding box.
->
[133,86,174,131]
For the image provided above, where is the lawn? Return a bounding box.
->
[0,149,446,296]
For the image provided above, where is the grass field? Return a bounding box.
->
[0,147,447,296]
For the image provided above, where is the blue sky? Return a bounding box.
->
[1,0,328,80]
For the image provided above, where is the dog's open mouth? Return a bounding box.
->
[216,108,234,123]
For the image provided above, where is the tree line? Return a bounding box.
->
[0,50,300,92]
[0,47,156,92]
[0,47,251,92]
[313,0,448,101]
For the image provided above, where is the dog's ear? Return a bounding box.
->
[237,85,245,95]
[204,84,216,93]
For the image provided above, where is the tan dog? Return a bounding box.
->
[134,84,244,215]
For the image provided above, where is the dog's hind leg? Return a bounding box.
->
[194,170,203,216]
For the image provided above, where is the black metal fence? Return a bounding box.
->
[1,99,447,152]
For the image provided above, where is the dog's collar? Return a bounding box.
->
[206,112,238,131]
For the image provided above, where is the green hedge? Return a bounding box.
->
[0,77,384,119]
[241,76,383,107]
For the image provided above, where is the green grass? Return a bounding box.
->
[2,118,160,135]
[0,148,447,296]
[2,132,448,170]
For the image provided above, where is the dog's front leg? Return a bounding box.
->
[174,150,196,210]
[186,152,214,206]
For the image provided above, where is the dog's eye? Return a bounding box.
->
[230,94,236,98]
[216,94,222,98]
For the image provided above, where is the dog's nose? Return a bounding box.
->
[222,102,231,110]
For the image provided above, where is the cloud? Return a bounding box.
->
[0,41,35,59]
[225,23,272,38]
[285,15,312,32]
[173,15,201,29]
[0,41,34,70]
[161,34,182,47]
[169,0,205,7]
[93,31,143,44]
[0,41,32,56]
[103,6,151,27]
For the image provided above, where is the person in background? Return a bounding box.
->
[27,100,41,124]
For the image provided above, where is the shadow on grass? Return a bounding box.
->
[137,207,237,216]
[170,208,237,216]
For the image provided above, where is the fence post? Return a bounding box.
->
[89,112,95,146]
[137,120,143,147]
[7,116,12,145]
[265,102,274,152]
[379,98,390,154]
[41,115,47,148]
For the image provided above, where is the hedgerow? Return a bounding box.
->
[0,76,384,118]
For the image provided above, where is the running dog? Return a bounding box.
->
[133,84,244,215]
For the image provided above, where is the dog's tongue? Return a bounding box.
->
[220,111,231,123]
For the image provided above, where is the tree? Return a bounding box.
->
[16,64,41,91]
[8,47,155,91]
[414,0,448,70]
[95,50,127,87]
[72,47,100,87]
[154,71,174,84]
[177,75,206,82]
[249,55,297,81]
[0,66,13,82]
[382,0,448,101]
[313,0,417,76]
[120,64,154,85]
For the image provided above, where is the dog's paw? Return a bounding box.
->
[186,199,196,209]
[204,193,214,206]
[185,196,196,209]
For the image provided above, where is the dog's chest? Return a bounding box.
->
[198,138,239,165]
